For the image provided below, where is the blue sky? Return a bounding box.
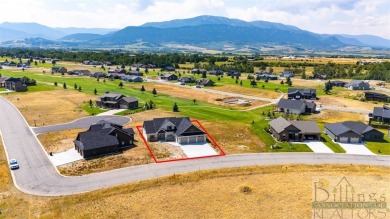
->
[1,0,389,39]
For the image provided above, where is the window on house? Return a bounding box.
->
[167,126,172,129]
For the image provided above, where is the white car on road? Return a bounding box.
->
[9,159,19,170]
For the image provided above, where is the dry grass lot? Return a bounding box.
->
[1,134,389,219]
[211,85,281,99]
[306,110,365,123]
[126,82,267,108]
[4,90,93,126]
[38,129,85,153]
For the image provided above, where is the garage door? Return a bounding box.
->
[188,136,197,143]
[119,104,128,109]
[339,137,348,143]
[197,135,206,142]
[350,137,360,143]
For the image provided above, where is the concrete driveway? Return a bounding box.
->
[168,142,218,158]
[48,148,83,166]
[338,143,375,155]
[305,140,334,153]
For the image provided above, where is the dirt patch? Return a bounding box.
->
[200,120,266,154]
[316,96,380,110]
[211,85,280,99]
[149,141,187,161]
[306,110,365,123]
[4,90,93,126]
[37,129,85,153]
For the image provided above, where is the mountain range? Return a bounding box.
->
[1,15,389,53]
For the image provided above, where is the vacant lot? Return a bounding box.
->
[4,90,93,126]
[211,85,280,99]
[38,129,85,153]
[306,110,365,123]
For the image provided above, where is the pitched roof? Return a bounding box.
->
[143,117,204,136]
[277,99,305,110]
[325,121,377,136]
[0,76,11,83]
[121,97,139,103]
[269,117,292,133]
[373,106,390,118]
[288,88,316,95]
[269,117,320,134]
[75,131,119,150]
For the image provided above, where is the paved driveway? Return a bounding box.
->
[168,142,218,158]
[338,143,375,155]
[305,141,334,153]
[48,148,83,166]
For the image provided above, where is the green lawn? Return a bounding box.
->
[366,129,390,155]
[320,133,346,153]
[81,102,107,116]
[0,69,313,152]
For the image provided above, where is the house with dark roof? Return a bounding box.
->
[74,120,134,158]
[226,70,241,77]
[365,92,388,102]
[191,69,207,74]
[269,117,321,141]
[162,66,175,71]
[0,76,11,87]
[208,70,224,76]
[330,80,347,87]
[51,66,67,74]
[91,72,107,78]
[127,70,144,76]
[324,121,383,143]
[277,99,316,115]
[344,80,370,90]
[68,69,91,76]
[96,93,138,109]
[159,73,178,81]
[123,76,143,82]
[279,71,294,78]
[143,117,206,144]
[196,78,215,86]
[287,88,317,100]
[108,68,126,74]
[371,105,390,124]
[4,77,27,92]
[179,76,196,83]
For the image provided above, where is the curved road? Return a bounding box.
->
[0,96,389,196]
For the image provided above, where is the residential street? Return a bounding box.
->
[1,96,389,196]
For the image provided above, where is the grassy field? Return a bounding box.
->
[366,129,390,155]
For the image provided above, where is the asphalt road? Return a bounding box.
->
[32,115,131,134]
[1,96,389,196]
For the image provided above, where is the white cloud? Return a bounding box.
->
[0,0,388,39]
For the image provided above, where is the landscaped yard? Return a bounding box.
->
[366,129,390,155]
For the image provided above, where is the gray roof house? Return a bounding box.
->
[4,77,28,92]
[159,73,178,81]
[277,98,316,115]
[196,78,215,86]
[287,88,317,100]
[0,76,11,87]
[51,66,67,73]
[269,117,321,141]
[143,117,206,144]
[179,76,196,83]
[324,121,383,143]
[74,120,134,158]
[344,80,370,90]
[371,105,390,124]
[96,93,138,109]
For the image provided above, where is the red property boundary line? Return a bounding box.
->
[136,120,226,163]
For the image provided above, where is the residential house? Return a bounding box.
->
[208,70,224,76]
[226,70,241,77]
[108,69,126,74]
[17,63,31,68]
[196,78,215,86]
[312,74,327,80]
[68,70,91,76]
[52,66,67,74]
[142,117,206,144]
[74,120,134,159]
[287,88,317,100]
[325,121,384,143]
[279,71,294,78]
[277,99,316,115]
[123,76,143,82]
[104,61,112,66]
[344,80,370,90]
[91,72,107,78]
[0,76,11,87]
[370,105,390,124]
[4,77,28,92]
[159,73,178,81]
[179,76,196,83]
[107,73,126,80]
[163,66,175,72]
[330,80,347,87]
[96,93,138,109]
[255,70,271,75]
[191,69,207,74]
[269,117,321,141]
[364,92,388,102]
[128,71,144,76]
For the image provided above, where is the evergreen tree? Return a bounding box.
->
[152,88,157,96]
[119,82,124,88]
[140,85,145,93]
[173,102,179,112]
[89,99,93,107]
[280,80,284,85]
[63,82,67,89]
[202,71,207,78]
[250,80,257,87]
[54,82,58,86]
[240,80,243,86]
[74,83,77,89]
[78,86,82,92]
